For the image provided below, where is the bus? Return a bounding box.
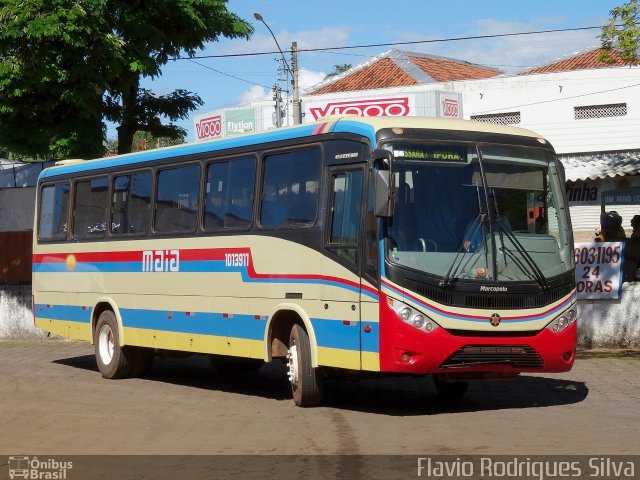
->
[33,116,577,407]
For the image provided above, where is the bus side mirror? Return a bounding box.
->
[372,149,394,218]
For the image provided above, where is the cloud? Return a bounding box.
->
[235,67,327,105]
[238,85,271,104]
[299,68,327,92]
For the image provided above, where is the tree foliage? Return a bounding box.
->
[323,64,352,80]
[599,0,640,64]
[0,0,252,159]
[0,1,117,159]
[105,130,185,155]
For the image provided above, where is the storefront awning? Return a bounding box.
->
[560,151,640,182]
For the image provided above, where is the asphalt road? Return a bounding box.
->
[0,340,638,460]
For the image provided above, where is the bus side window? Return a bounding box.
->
[260,148,320,227]
[328,170,364,266]
[39,182,70,240]
[111,171,151,235]
[204,157,255,230]
[364,172,379,281]
[73,177,108,239]
[154,164,200,233]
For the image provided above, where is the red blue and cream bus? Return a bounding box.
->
[33,116,577,406]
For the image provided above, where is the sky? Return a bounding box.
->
[140,0,626,141]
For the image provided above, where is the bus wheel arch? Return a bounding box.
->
[91,299,125,347]
[265,305,318,367]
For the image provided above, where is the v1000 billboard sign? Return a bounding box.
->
[194,108,256,141]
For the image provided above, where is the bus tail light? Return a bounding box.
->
[546,308,577,333]
[388,297,440,334]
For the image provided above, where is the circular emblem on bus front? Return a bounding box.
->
[490,313,501,327]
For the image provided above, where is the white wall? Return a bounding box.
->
[0,187,36,232]
[578,283,640,348]
[453,67,640,154]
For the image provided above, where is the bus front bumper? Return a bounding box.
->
[378,315,577,375]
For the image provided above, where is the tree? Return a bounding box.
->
[103,1,252,154]
[599,0,640,64]
[0,1,117,159]
[105,131,185,155]
[323,64,352,80]
[0,1,253,159]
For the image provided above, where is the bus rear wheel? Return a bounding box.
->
[94,310,131,379]
[287,324,323,407]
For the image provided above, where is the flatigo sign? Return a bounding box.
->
[307,91,462,121]
[308,97,411,120]
[195,115,222,140]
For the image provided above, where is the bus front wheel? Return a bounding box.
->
[287,324,323,407]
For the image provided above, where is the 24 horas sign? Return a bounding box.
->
[574,242,624,299]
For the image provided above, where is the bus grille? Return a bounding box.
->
[440,345,544,369]
[415,283,571,310]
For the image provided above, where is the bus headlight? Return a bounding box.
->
[389,298,439,334]
[546,308,577,333]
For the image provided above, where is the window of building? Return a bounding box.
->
[260,148,321,226]
[574,103,627,120]
[470,111,521,125]
[111,171,152,235]
[39,182,70,240]
[154,164,200,233]
[73,177,109,238]
[204,157,255,229]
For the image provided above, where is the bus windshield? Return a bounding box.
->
[385,142,573,284]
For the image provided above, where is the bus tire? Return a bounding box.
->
[128,347,155,378]
[433,374,468,398]
[94,310,131,379]
[287,324,323,407]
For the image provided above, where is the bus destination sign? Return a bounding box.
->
[393,146,467,162]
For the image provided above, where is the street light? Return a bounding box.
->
[254,12,301,125]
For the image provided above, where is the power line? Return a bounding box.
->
[175,25,608,60]
[187,59,271,89]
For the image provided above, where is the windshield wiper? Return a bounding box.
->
[441,185,488,288]
[488,187,548,291]
[440,214,487,288]
[493,215,550,292]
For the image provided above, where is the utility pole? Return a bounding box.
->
[275,56,290,126]
[291,42,302,125]
[272,84,284,128]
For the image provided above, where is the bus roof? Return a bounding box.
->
[39,116,546,180]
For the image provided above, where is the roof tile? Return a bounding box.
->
[310,58,417,95]
[561,151,640,182]
[308,50,501,95]
[524,48,635,75]
[408,55,500,82]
